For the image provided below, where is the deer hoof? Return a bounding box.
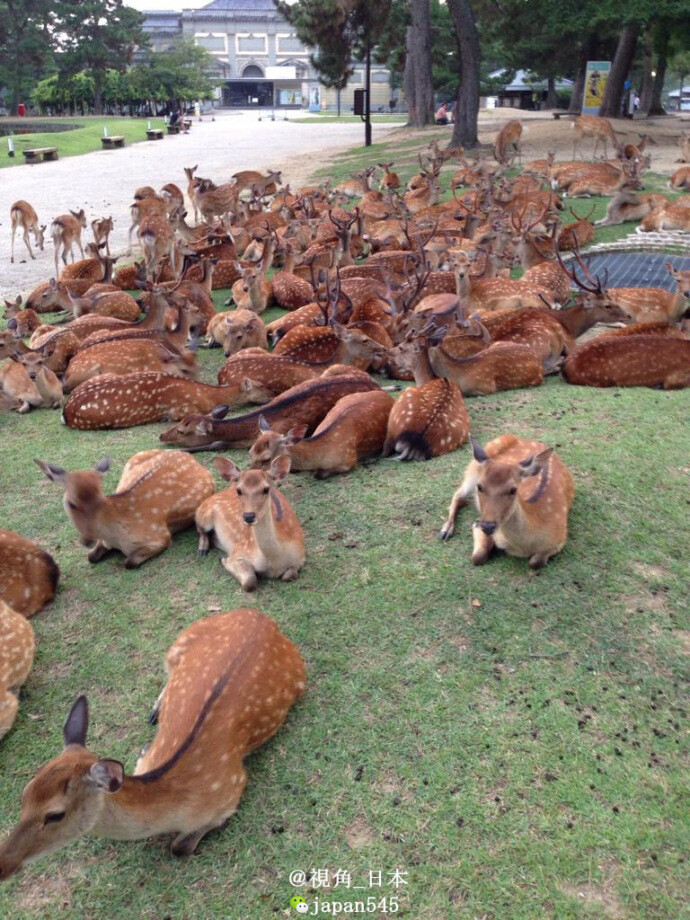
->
[439,526,454,541]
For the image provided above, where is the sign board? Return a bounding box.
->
[266,66,296,80]
[309,86,321,112]
[582,61,610,114]
[353,89,366,116]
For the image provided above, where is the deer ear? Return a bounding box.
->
[470,437,489,463]
[210,404,229,420]
[196,418,213,435]
[93,456,110,474]
[63,696,89,747]
[518,447,553,479]
[269,454,291,482]
[35,458,67,484]
[664,261,678,276]
[88,759,124,793]
[285,424,308,446]
[258,413,272,431]
[49,277,57,289]
[214,456,241,482]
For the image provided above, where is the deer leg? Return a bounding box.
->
[471,523,495,565]
[15,399,31,414]
[147,688,166,725]
[171,780,246,856]
[124,538,171,569]
[281,567,300,582]
[222,555,258,591]
[88,541,115,563]
[77,237,85,260]
[196,526,212,556]
[440,473,477,540]
[24,229,35,260]
[529,551,553,570]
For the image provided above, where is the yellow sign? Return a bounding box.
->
[583,61,611,113]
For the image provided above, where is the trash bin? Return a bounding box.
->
[17,103,26,116]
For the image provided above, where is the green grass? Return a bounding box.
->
[0,149,688,919]
[0,117,167,168]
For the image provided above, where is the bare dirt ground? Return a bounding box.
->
[0,111,397,295]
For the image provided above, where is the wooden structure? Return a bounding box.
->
[101,136,125,149]
[23,147,58,164]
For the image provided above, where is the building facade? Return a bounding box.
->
[142,0,395,110]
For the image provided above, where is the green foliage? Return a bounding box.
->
[128,40,216,105]
[0,0,53,106]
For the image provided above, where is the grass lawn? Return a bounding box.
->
[0,141,688,919]
[0,117,167,169]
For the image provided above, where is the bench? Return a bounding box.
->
[101,135,125,149]
[183,119,192,131]
[23,147,58,163]
[146,128,164,140]
[167,124,181,135]
[552,111,571,120]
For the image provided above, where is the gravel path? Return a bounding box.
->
[0,111,397,295]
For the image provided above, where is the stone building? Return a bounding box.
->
[141,0,395,110]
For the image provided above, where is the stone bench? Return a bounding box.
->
[23,147,58,163]
[146,129,164,140]
[101,135,125,149]
[167,124,181,135]
[552,111,571,120]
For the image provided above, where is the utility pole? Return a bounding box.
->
[365,45,372,146]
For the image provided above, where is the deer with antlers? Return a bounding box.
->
[0,609,305,875]
[572,114,619,159]
[557,204,596,250]
[440,435,574,569]
[10,201,46,264]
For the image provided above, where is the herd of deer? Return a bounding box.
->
[0,112,689,880]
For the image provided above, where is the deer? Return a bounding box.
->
[638,201,690,233]
[3,299,41,339]
[206,309,267,356]
[0,600,34,741]
[63,337,198,392]
[595,189,668,226]
[35,451,215,568]
[51,209,87,275]
[63,372,273,430]
[494,119,523,166]
[378,163,401,191]
[557,204,596,251]
[194,179,241,224]
[91,217,114,256]
[335,169,375,199]
[217,351,320,394]
[10,201,46,263]
[140,212,177,281]
[465,310,571,372]
[440,434,574,569]
[271,239,314,310]
[34,365,63,408]
[572,114,619,159]
[678,131,690,163]
[183,165,200,222]
[451,251,556,312]
[0,608,305,876]
[0,359,44,412]
[160,371,380,451]
[563,335,690,388]
[0,529,59,618]
[566,157,646,198]
[195,457,305,589]
[272,322,386,371]
[67,288,141,324]
[231,169,282,197]
[669,166,690,191]
[249,389,394,477]
[382,335,469,460]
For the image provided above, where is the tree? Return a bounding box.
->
[446,0,480,148]
[0,0,53,111]
[599,23,638,116]
[404,0,434,126]
[275,0,392,145]
[670,48,690,111]
[54,0,146,115]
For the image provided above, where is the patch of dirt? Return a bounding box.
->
[345,817,376,849]
[673,630,690,655]
[559,859,627,919]
[16,861,90,912]
[633,563,672,581]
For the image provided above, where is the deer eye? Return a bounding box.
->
[476,484,483,493]
[508,487,517,496]
[44,811,65,825]
[67,500,78,510]
[236,488,242,496]
[263,487,270,494]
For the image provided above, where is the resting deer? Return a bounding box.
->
[0,359,44,413]
[35,451,215,568]
[0,600,34,741]
[563,335,690,388]
[206,309,267,356]
[195,457,304,590]
[440,435,574,569]
[51,209,87,275]
[91,217,114,256]
[669,166,690,191]
[249,389,394,477]
[10,201,45,263]
[378,163,400,191]
[572,114,618,159]
[595,190,668,226]
[0,529,58,618]
[0,609,305,876]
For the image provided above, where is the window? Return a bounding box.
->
[277,34,304,53]
[349,72,362,84]
[195,34,225,52]
[237,34,267,53]
[372,71,389,83]
[242,64,264,78]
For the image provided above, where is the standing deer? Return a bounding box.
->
[440,435,574,569]
[0,608,305,876]
[494,119,523,166]
[51,209,87,275]
[0,600,34,741]
[572,114,618,159]
[35,451,215,568]
[10,201,46,263]
[91,217,114,256]
[0,529,59,617]
[196,456,305,589]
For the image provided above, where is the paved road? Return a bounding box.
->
[0,111,396,295]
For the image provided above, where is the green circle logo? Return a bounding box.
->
[291,895,308,912]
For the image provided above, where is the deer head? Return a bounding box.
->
[214,456,291,524]
[35,458,111,547]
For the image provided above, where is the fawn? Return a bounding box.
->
[0,601,35,741]
[0,529,59,617]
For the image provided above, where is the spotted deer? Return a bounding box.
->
[196,457,305,589]
[572,114,619,159]
[383,335,470,461]
[440,435,574,569]
[378,163,401,191]
[231,168,282,196]
[428,332,544,396]
[218,352,319,394]
[205,310,268,356]
[0,529,59,617]
[183,165,200,222]
[249,389,394,477]
[10,201,45,263]
[595,190,668,226]
[0,600,34,741]
[36,452,215,568]
[91,217,114,256]
[63,373,273,430]
[272,322,386,371]
[557,204,596,250]
[51,209,87,275]
[63,335,198,392]
[0,609,305,876]
[0,359,43,412]
[562,335,690,388]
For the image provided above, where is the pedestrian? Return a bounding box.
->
[435,102,449,125]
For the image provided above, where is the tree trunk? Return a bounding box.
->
[545,76,558,109]
[568,48,587,114]
[404,26,417,126]
[447,0,480,148]
[646,31,668,116]
[406,0,434,127]
[639,26,654,113]
[599,23,638,118]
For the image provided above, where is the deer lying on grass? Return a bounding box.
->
[218,351,319,394]
[63,373,273,430]
[383,335,470,460]
[562,335,690,388]
[0,609,305,875]
[91,217,114,256]
[51,209,87,275]
[557,204,596,250]
[206,309,268,356]
[160,371,380,451]
[669,166,690,190]
[249,389,394,477]
[0,600,34,741]
[379,162,400,191]
[0,359,45,412]
[273,322,387,371]
[440,435,574,569]
[572,114,619,159]
[10,201,46,263]
[195,457,305,589]
[67,288,141,324]
[0,529,59,617]
[638,201,690,233]
[36,451,215,568]
[595,190,669,226]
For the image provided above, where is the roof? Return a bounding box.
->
[489,68,573,92]
[199,0,277,9]
[141,12,181,31]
